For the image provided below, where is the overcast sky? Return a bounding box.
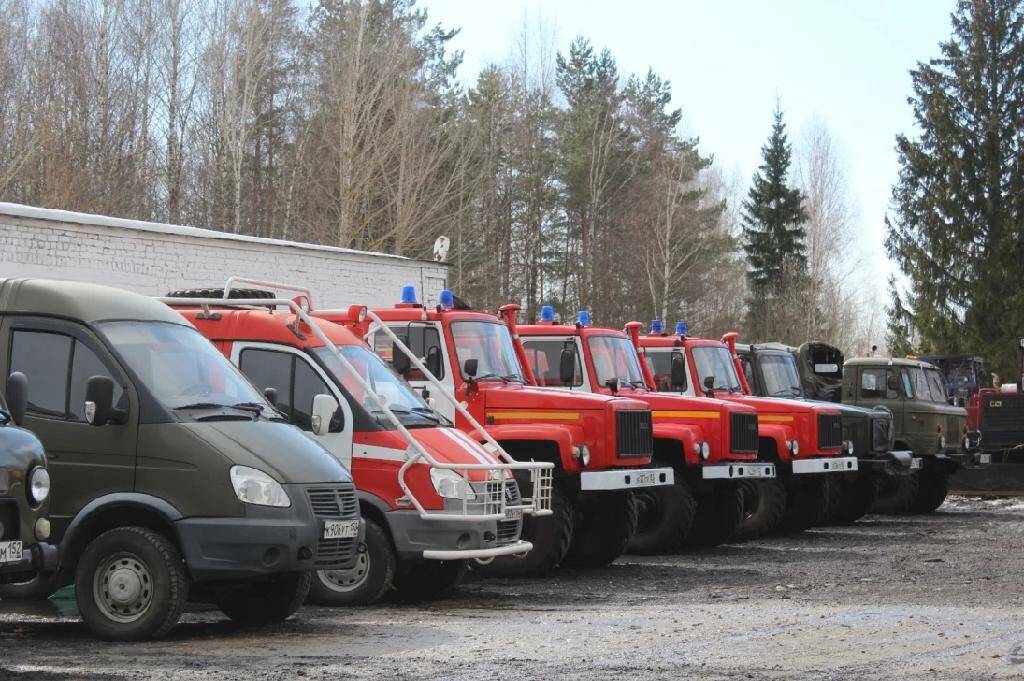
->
[420,0,956,297]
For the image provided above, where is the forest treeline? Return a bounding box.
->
[0,0,876,351]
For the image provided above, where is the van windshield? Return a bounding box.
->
[100,321,269,412]
[312,345,445,427]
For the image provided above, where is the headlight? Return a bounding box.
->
[430,468,476,500]
[28,467,50,505]
[573,444,591,467]
[938,434,946,450]
[843,440,855,456]
[789,440,800,456]
[229,466,291,507]
[699,441,711,460]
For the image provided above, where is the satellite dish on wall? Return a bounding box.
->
[433,235,450,263]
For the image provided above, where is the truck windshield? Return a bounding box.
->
[691,345,743,392]
[587,336,646,388]
[925,368,949,403]
[450,321,523,382]
[312,345,444,426]
[759,353,803,398]
[100,321,269,411]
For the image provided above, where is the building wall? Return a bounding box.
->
[0,203,448,308]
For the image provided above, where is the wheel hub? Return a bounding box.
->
[319,552,370,592]
[93,552,153,623]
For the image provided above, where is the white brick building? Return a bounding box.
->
[0,203,448,308]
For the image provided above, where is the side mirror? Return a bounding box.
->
[311,394,340,436]
[263,387,278,407]
[464,358,478,379]
[703,375,716,395]
[392,348,411,376]
[670,354,687,391]
[6,372,28,426]
[425,346,442,378]
[84,375,125,426]
[559,345,576,385]
[605,377,619,393]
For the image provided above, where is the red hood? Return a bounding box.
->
[477,382,648,411]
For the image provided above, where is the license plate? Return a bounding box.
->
[504,508,523,521]
[323,519,359,540]
[0,540,23,564]
[910,457,923,470]
[633,470,662,486]
[979,453,992,464]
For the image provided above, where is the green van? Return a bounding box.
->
[0,279,359,640]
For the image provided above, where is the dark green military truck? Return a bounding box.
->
[796,343,975,513]
[0,372,57,583]
[0,278,360,640]
[736,343,909,523]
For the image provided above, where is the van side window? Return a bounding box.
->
[522,339,583,387]
[860,368,897,400]
[11,330,122,420]
[239,348,340,433]
[374,325,444,380]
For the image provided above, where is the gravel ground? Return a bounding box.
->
[2,495,1024,681]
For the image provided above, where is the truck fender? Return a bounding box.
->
[758,423,793,462]
[652,422,702,466]
[60,492,184,573]
[483,423,584,469]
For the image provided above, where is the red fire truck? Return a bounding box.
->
[164,280,554,603]
[635,323,857,536]
[316,287,674,576]
[515,309,773,551]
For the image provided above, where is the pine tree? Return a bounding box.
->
[742,105,809,340]
[886,0,1024,377]
[885,276,916,356]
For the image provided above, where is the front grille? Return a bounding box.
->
[871,414,894,452]
[981,394,1024,446]
[496,481,522,546]
[729,412,759,454]
[0,500,17,541]
[306,484,359,568]
[818,413,843,450]
[617,410,654,458]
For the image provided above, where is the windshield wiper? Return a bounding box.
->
[473,372,511,383]
[174,402,263,420]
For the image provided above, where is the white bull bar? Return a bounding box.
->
[161,279,554,527]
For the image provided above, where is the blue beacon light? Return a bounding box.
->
[577,310,591,326]
[439,289,455,308]
[400,285,417,304]
[651,319,665,334]
[675,321,688,336]
[540,305,555,322]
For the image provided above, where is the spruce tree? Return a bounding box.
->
[886,0,1024,377]
[741,106,809,340]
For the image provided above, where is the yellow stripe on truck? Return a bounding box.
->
[488,412,580,421]
[759,415,795,423]
[652,410,720,419]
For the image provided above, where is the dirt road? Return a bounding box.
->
[2,496,1023,680]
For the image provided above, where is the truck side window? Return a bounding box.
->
[293,358,338,431]
[860,368,897,400]
[522,339,582,387]
[11,330,121,420]
[239,348,293,416]
[901,369,914,399]
[374,325,444,381]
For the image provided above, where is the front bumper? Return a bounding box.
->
[176,486,361,581]
[579,467,674,491]
[791,456,859,475]
[702,462,776,480]
[856,450,915,478]
[386,508,525,561]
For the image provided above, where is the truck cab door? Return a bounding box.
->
[1,316,137,542]
[232,343,355,471]
[372,322,456,422]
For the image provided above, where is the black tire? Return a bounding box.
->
[74,527,188,641]
[562,490,638,568]
[474,485,574,578]
[0,571,63,601]
[217,571,311,624]
[872,472,920,515]
[777,477,830,534]
[166,287,274,300]
[909,473,949,514]
[307,517,395,606]
[831,475,878,524]
[735,479,787,540]
[822,476,843,524]
[391,560,466,602]
[627,480,697,555]
[683,482,745,549]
